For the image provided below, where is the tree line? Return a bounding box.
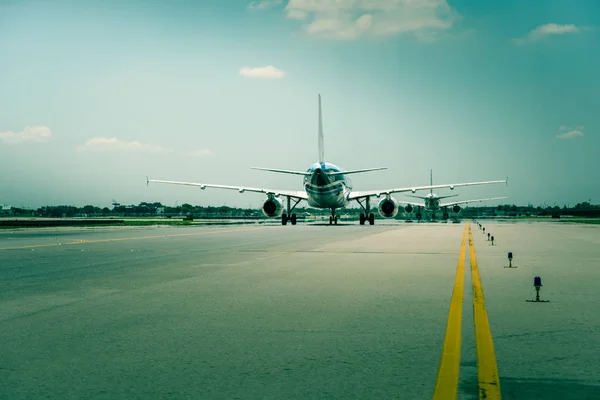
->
[1,201,598,218]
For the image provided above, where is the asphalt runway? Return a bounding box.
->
[1,221,599,399]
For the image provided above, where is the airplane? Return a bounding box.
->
[147,94,507,226]
[400,170,508,221]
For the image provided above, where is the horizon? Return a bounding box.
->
[2,200,596,211]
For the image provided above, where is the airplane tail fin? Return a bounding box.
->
[430,169,433,194]
[318,94,324,164]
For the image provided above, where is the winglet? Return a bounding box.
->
[506,176,509,187]
[146,176,150,186]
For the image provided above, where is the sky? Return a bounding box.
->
[1,0,599,209]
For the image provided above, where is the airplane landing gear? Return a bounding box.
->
[282,213,297,225]
[330,209,338,225]
[415,206,423,222]
[359,213,375,225]
[356,197,375,225]
[282,196,301,226]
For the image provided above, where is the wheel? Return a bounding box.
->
[282,213,287,225]
[359,213,365,225]
[416,213,422,221]
[443,213,449,220]
[369,213,375,225]
[291,213,297,225]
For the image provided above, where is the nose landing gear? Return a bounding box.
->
[329,210,338,225]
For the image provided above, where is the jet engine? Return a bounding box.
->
[262,197,284,217]
[378,197,399,218]
[453,205,461,213]
[404,204,414,214]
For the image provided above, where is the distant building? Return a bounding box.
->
[1,204,13,215]
[156,207,165,215]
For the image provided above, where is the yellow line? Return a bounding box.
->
[468,224,502,399]
[432,222,468,400]
[0,227,266,251]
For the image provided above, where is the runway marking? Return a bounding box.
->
[469,224,502,399]
[432,222,468,400]
[0,227,267,251]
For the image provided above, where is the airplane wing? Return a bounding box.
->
[404,194,459,200]
[250,167,311,176]
[395,200,423,207]
[440,196,508,208]
[347,178,508,201]
[436,194,460,200]
[250,166,387,176]
[328,167,387,176]
[147,178,309,200]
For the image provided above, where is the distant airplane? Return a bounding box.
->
[399,170,508,221]
[147,95,507,226]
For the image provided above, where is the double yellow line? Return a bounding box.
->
[432,221,502,400]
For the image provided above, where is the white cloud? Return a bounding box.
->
[287,9,308,20]
[281,0,458,40]
[76,137,171,152]
[0,126,53,144]
[248,0,282,9]
[557,130,584,139]
[239,65,285,79]
[513,23,581,45]
[556,125,584,140]
[184,149,215,157]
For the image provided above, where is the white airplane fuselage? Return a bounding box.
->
[303,162,352,209]
[423,193,442,211]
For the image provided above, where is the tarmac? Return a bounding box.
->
[1,220,599,399]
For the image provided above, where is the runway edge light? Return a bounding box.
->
[526,276,550,303]
[505,251,517,268]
